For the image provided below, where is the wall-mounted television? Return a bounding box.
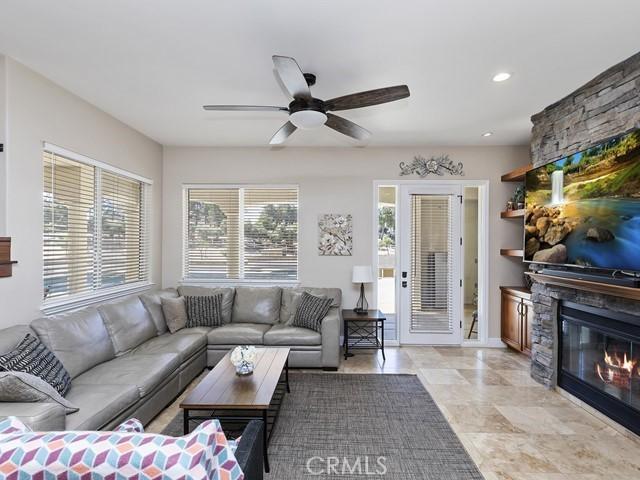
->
[524,129,640,272]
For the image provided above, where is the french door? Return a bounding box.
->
[399,185,462,345]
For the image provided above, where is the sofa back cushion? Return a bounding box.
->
[0,325,36,355]
[139,288,179,335]
[31,308,115,378]
[232,286,282,324]
[280,287,342,324]
[177,286,235,324]
[98,297,157,356]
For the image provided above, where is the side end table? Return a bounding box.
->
[341,309,386,360]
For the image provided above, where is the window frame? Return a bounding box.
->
[181,184,300,286]
[41,143,153,315]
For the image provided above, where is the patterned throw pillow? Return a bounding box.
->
[115,418,144,433]
[0,334,71,396]
[184,294,223,328]
[0,416,31,434]
[292,292,333,332]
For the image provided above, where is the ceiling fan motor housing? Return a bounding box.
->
[288,97,328,129]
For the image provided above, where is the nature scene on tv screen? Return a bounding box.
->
[525,130,640,271]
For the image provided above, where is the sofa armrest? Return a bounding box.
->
[321,307,341,369]
[234,420,263,480]
[0,402,66,431]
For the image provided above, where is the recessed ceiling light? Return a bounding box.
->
[492,72,511,82]
[482,132,493,137]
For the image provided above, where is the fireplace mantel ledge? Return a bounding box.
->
[526,272,640,301]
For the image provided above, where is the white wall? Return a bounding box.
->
[0,56,7,234]
[162,145,529,340]
[0,57,163,328]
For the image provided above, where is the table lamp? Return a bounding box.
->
[352,265,373,314]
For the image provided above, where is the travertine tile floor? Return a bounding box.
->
[147,347,640,480]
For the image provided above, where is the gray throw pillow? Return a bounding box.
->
[0,371,78,414]
[292,292,333,332]
[0,334,71,396]
[184,294,223,328]
[161,297,188,333]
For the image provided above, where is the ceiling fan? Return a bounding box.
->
[203,55,410,145]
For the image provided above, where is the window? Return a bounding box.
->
[43,145,151,305]
[184,186,298,282]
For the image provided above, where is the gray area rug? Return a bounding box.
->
[162,373,483,479]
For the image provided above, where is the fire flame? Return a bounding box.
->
[596,349,637,386]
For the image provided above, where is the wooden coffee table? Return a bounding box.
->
[180,347,290,473]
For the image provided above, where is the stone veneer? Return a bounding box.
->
[528,51,640,386]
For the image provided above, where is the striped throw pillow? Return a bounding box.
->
[293,292,333,332]
[0,334,71,396]
[184,294,223,328]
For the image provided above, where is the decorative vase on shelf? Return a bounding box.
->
[230,346,257,376]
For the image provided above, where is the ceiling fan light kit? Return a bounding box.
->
[203,55,410,145]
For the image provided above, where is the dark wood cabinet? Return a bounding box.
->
[500,286,532,356]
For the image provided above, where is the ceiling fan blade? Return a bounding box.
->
[269,121,297,145]
[203,105,288,112]
[324,85,410,111]
[272,55,312,100]
[325,113,371,141]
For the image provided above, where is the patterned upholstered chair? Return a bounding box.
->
[0,417,264,480]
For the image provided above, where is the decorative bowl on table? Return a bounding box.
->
[230,345,257,376]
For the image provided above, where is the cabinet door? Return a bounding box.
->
[501,292,522,351]
[522,298,533,356]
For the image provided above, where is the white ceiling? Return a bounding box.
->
[1,0,639,147]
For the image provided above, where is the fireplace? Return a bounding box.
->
[558,301,640,435]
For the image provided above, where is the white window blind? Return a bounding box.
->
[410,195,453,333]
[43,148,151,303]
[184,186,298,282]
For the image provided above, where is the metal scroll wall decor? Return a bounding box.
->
[399,155,464,177]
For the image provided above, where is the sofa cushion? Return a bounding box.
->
[207,323,271,345]
[31,307,115,378]
[0,334,71,396]
[0,325,36,355]
[72,353,180,397]
[98,297,157,356]
[232,286,282,324]
[263,324,322,346]
[280,287,342,324]
[178,286,235,324]
[0,371,78,414]
[139,288,179,335]
[64,383,140,431]
[131,332,207,363]
[162,296,188,333]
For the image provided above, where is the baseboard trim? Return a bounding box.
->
[484,337,507,348]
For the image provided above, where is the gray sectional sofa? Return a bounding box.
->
[0,286,342,431]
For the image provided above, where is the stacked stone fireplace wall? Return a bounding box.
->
[528,51,640,386]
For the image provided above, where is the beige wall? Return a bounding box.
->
[163,145,529,341]
[0,57,163,328]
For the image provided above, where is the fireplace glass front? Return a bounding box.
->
[558,301,640,435]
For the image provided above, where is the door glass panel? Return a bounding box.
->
[463,187,479,339]
[410,195,452,333]
[377,186,396,314]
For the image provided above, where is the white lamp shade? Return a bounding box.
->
[352,265,374,284]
